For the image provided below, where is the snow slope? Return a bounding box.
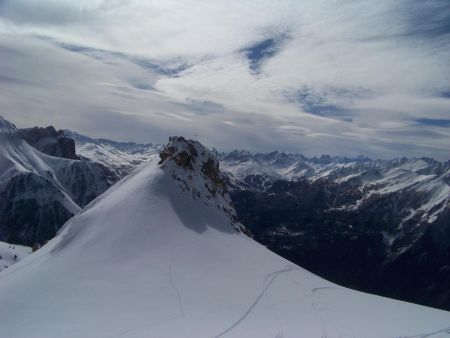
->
[0,137,449,338]
[0,115,18,134]
[0,241,31,272]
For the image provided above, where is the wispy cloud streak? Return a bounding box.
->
[0,0,448,160]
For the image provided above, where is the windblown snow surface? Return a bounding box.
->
[0,138,449,338]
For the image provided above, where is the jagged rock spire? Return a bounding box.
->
[158,136,250,235]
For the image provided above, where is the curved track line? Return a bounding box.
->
[214,266,294,338]
[398,326,450,338]
[169,248,185,318]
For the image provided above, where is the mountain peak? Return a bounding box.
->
[17,126,79,160]
[159,136,246,231]
[159,136,226,194]
[0,116,17,134]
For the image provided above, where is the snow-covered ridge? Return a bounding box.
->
[0,115,17,134]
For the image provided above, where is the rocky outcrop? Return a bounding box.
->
[18,126,79,160]
[158,136,246,232]
[159,137,198,170]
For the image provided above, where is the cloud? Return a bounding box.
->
[0,74,33,85]
[0,0,96,26]
[0,0,449,160]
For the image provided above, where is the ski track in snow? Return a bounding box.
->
[169,247,186,319]
[214,266,343,338]
[312,287,339,338]
[287,276,332,338]
[110,248,187,338]
[312,286,338,294]
[311,297,328,338]
[397,326,450,338]
[110,249,186,338]
[213,265,295,338]
[263,281,285,338]
[262,264,287,338]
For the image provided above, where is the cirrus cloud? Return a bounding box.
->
[0,0,449,160]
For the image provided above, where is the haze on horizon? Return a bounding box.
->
[0,0,449,160]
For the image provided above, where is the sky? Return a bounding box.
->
[0,0,449,160]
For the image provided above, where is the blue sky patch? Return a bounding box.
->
[289,87,355,122]
[240,34,289,73]
[416,118,450,128]
[438,91,450,98]
[55,41,189,77]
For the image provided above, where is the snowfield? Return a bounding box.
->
[0,241,31,272]
[0,138,449,338]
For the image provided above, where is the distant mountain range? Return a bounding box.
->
[217,150,450,310]
[64,130,162,178]
[1,116,449,310]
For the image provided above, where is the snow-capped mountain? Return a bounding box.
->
[218,151,450,221]
[65,130,161,178]
[0,136,449,338]
[0,117,117,245]
[221,151,450,310]
[50,131,450,309]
